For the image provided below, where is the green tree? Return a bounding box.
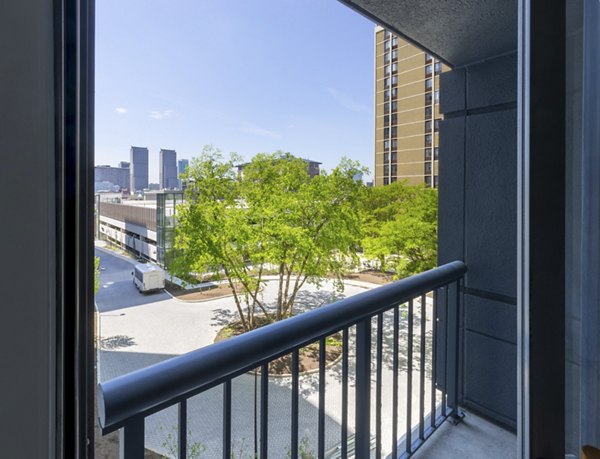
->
[94,256,100,295]
[171,147,366,331]
[361,182,437,278]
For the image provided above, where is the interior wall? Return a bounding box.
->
[0,0,56,456]
[438,52,518,430]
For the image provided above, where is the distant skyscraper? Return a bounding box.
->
[177,159,189,189]
[130,146,149,192]
[118,161,130,169]
[159,149,178,189]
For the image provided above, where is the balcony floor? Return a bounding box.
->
[413,410,516,459]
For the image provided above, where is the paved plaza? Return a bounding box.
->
[96,246,513,458]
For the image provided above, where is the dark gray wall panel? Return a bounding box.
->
[467,52,517,109]
[465,110,517,298]
[438,117,465,265]
[440,68,466,114]
[465,295,516,344]
[464,331,517,428]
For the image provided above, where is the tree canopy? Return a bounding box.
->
[360,181,438,278]
[171,147,366,331]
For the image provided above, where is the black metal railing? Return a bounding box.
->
[98,261,467,458]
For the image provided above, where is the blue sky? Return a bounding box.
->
[95,0,375,182]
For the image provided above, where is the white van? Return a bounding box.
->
[133,263,165,293]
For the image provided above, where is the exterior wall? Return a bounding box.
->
[0,0,56,455]
[130,146,149,191]
[159,149,178,189]
[374,26,447,187]
[438,52,518,429]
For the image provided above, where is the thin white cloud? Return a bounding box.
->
[115,107,127,114]
[241,122,281,139]
[286,124,296,129]
[149,109,174,120]
[326,87,369,113]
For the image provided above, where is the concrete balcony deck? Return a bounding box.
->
[413,410,516,458]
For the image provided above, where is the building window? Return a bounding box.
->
[392,36,398,47]
[384,115,389,125]
[391,151,397,161]
[391,75,398,85]
[384,53,390,63]
[425,148,432,160]
[425,176,432,186]
[383,177,389,185]
[425,78,433,90]
[434,62,442,74]
[425,106,432,118]
[425,53,433,63]
[391,114,397,124]
[392,49,398,60]
[391,164,397,175]
[385,30,392,39]
[434,175,439,187]
[384,90,390,101]
[434,147,439,159]
[384,165,389,175]
[391,101,398,111]
[425,92,433,105]
[391,127,397,138]
[425,120,432,132]
[425,64,433,76]
[425,162,432,174]
[391,139,398,149]
[385,64,390,74]
[434,89,440,103]
[385,40,391,51]
[384,127,389,137]
[425,134,432,146]
[434,118,441,132]
[392,62,398,73]
[384,153,389,162]
[385,77,390,88]
[384,140,390,149]
[384,103,390,114]
[391,88,397,98]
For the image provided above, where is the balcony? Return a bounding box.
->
[97,261,513,458]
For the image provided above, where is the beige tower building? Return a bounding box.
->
[374,26,448,187]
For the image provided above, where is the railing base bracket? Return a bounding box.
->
[449,410,465,425]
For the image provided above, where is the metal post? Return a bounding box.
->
[355,318,371,457]
[447,281,464,423]
[119,418,145,459]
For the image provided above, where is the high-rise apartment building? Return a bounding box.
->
[177,158,189,189]
[159,149,178,189]
[130,146,149,192]
[374,26,448,187]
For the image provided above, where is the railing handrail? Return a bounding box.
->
[98,260,466,434]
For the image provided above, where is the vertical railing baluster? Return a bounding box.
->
[291,350,299,459]
[442,286,448,418]
[447,279,463,422]
[392,306,399,458]
[355,318,371,458]
[223,381,231,459]
[119,417,144,459]
[406,299,414,454]
[178,401,187,459]
[430,289,438,428]
[341,328,349,459]
[260,363,269,458]
[419,293,427,440]
[318,337,326,459]
[376,313,383,458]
